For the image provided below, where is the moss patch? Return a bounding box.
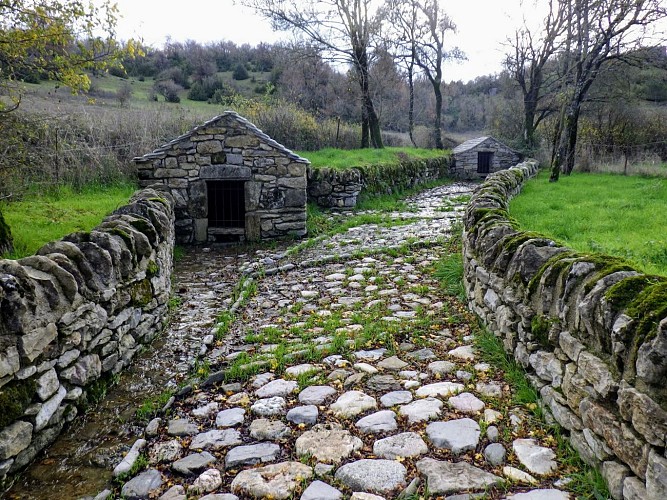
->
[0,379,36,428]
[0,208,14,256]
[531,315,556,348]
[146,259,159,278]
[605,275,667,313]
[130,278,153,307]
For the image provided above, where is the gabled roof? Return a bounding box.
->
[133,111,309,164]
[452,136,517,154]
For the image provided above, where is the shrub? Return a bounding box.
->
[233,63,249,81]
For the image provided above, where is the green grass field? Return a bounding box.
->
[510,170,667,276]
[2,182,136,259]
[298,147,448,169]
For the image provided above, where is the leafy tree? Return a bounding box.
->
[244,0,385,149]
[0,0,131,112]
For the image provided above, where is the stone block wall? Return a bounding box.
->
[462,161,667,499]
[307,156,451,208]
[135,112,308,244]
[0,188,175,482]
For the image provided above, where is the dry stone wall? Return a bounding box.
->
[0,188,175,482]
[307,156,451,208]
[462,161,667,499]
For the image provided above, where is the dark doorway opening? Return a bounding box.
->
[477,152,493,174]
[207,180,245,241]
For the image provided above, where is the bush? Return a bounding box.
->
[153,79,182,103]
[188,76,226,102]
[233,63,249,81]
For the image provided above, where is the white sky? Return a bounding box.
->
[103,0,550,82]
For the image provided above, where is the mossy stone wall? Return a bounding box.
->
[0,188,175,483]
[463,161,667,499]
[307,156,451,208]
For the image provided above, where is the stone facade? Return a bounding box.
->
[307,156,451,209]
[134,112,309,244]
[451,137,521,180]
[0,188,175,482]
[463,161,667,499]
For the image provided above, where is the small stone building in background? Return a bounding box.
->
[451,136,522,179]
[134,112,309,244]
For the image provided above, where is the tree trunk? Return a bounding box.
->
[550,100,580,180]
[407,62,416,147]
[432,79,444,150]
[355,49,383,149]
[523,89,538,150]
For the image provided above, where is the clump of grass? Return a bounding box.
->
[135,390,174,422]
[434,252,466,301]
[216,310,235,340]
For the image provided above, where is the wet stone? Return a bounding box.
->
[407,348,436,360]
[149,439,183,464]
[231,461,313,500]
[484,443,507,466]
[416,381,464,398]
[513,439,558,475]
[192,402,219,418]
[172,451,216,476]
[225,442,281,468]
[355,410,397,434]
[256,379,299,398]
[298,385,337,405]
[167,419,198,436]
[380,390,413,407]
[286,405,318,425]
[145,418,161,437]
[330,391,377,418]
[190,429,242,451]
[249,419,291,440]
[399,398,443,424]
[296,424,363,464]
[426,418,480,454]
[448,345,476,361]
[373,432,428,459]
[215,407,245,427]
[449,392,485,413]
[417,458,502,495]
[121,469,162,500]
[366,374,402,392]
[427,360,457,376]
[503,466,538,485]
[335,459,407,495]
[251,397,287,416]
[189,468,222,495]
[301,480,343,500]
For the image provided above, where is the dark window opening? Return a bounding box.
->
[478,151,493,174]
[208,180,245,231]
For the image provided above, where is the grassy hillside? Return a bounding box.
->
[1,182,136,259]
[510,170,667,276]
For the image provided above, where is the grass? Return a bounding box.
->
[510,170,667,276]
[297,147,448,170]
[1,181,136,259]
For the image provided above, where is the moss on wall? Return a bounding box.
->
[0,379,35,428]
[0,208,14,256]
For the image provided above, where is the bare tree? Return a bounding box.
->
[385,0,463,149]
[550,0,666,181]
[243,0,384,148]
[505,0,567,151]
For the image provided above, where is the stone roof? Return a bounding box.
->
[132,111,310,164]
[452,136,516,154]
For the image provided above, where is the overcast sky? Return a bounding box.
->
[102,0,550,82]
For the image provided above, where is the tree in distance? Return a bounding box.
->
[244,0,385,149]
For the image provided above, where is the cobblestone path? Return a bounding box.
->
[99,182,579,499]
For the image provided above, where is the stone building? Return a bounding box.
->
[451,136,522,179]
[134,112,309,244]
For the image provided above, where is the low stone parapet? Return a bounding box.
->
[0,187,175,482]
[462,161,667,499]
[307,156,451,209]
